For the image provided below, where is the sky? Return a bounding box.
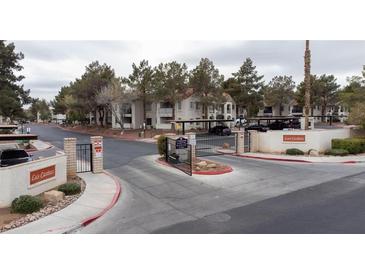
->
[11,40,365,102]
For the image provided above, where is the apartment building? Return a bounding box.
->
[257,99,348,122]
[111,89,237,130]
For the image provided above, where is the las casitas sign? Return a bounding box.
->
[283,135,306,142]
[30,165,56,186]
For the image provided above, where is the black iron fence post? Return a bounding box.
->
[165,137,168,162]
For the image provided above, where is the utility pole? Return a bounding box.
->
[304,40,311,130]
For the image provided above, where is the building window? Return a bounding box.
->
[263,106,273,114]
[145,103,152,112]
[177,101,182,110]
[190,102,194,109]
[196,102,200,110]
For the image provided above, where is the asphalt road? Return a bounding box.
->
[29,124,157,169]
[31,124,365,233]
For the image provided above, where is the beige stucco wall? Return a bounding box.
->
[0,152,67,207]
[257,128,351,153]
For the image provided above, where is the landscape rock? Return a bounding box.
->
[197,161,208,168]
[44,190,65,205]
[207,163,217,168]
[309,149,320,156]
[222,143,230,149]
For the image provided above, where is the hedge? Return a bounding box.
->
[332,138,365,154]
[11,195,43,214]
[157,135,167,156]
[286,148,304,155]
[324,148,349,156]
[58,183,81,195]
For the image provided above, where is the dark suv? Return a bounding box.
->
[209,124,232,136]
[0,149,32,167]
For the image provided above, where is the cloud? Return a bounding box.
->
[9,40,365,101]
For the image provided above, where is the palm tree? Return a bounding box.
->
[304,40,311,130]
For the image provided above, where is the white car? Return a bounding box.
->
[235,118,247,127]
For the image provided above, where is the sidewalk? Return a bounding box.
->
[235,152,365,164]
[4,172,121,234]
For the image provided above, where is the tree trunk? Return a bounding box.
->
[142,96,146,129]
[304,40,311,130]
[321,100,327,123]
[279,103,282,116]
[171,102,176,131]
[98,107,105,127]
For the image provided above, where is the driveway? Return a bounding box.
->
[30,124,365,233]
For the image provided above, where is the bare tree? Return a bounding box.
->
[96,78,129,129]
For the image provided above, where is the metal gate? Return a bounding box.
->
[244,131,251,152]
[196,134,236,157]
[165,137,192,176]
[76,143,92,173]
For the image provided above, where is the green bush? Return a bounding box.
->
[332,138,365,154]
[324,148,349,156]
[157,135,167,156]
[58,183,81,195]
[286,148,304,155]
[11,195,43,214]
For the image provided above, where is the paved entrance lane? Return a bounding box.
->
[29,124,157,169]
[156,169,365,234]
[80,153,365,233]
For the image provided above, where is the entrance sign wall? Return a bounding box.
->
[257,128,350,153]
[0,152,67,207]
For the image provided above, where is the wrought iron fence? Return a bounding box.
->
[76,143,92,173]
[165,137,192,176]
[195,134,236,157]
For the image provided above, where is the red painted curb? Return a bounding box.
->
[235,154,311,163]
[193,166,233,175]
[342,160,357,164]
[81,171,122,227]
[156,158,233,175]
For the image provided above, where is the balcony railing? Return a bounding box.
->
[159,108,173,117]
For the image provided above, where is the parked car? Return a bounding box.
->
[0,149,32,167]
[287,119,301,129]
[209,124,232,136]
[267,120,288,130]
[235,118,247,127]
[245,124,268,132]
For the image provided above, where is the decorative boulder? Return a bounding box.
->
[309,149,320,156]
[197,161,208,168]
[222,143,230,149]
[44,190,65,205]
[207,163,217,168]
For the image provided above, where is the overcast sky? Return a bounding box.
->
[11,40,365,102]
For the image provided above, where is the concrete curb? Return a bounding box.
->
[155,158,233,175]
[230,153,364,164]
[235,154,311,163]
[80,171,122,227]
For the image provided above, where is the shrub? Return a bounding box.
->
[324,148,349,156]
[347,103,365,129]
[157,135,167,156]
[58,183,81,195]
[332,138,365,154]
[11,195,43,214]
[286,148,304,155]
